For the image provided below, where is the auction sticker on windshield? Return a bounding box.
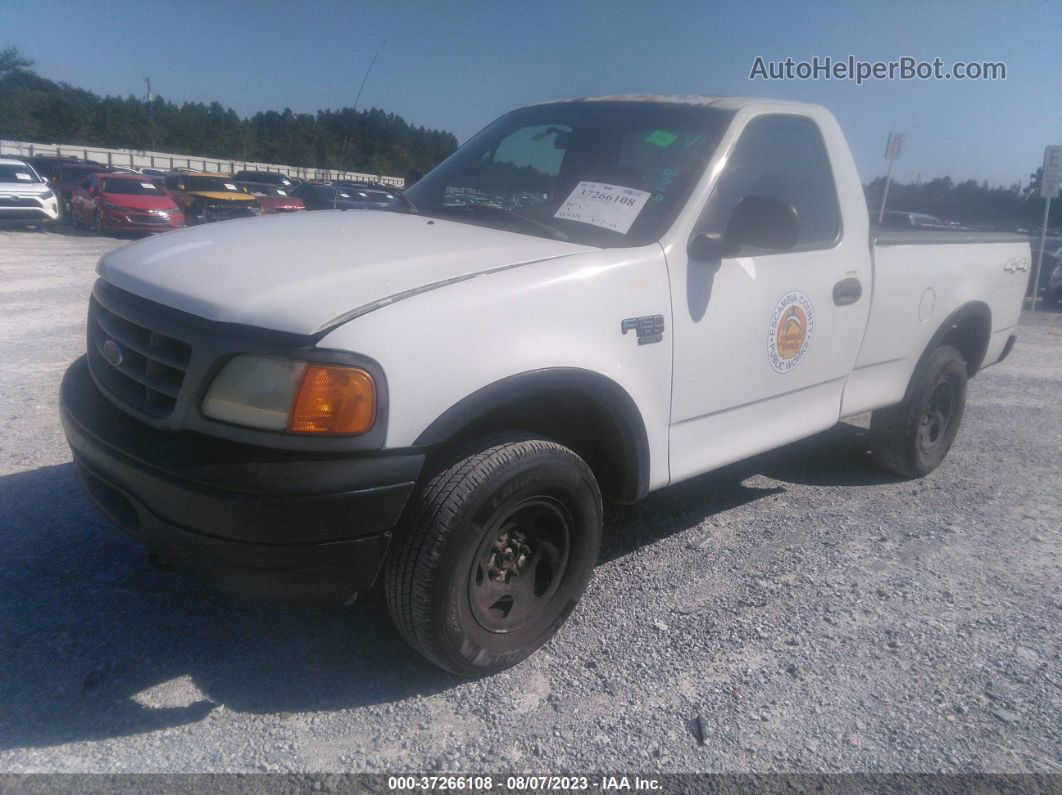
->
[554,181,651,234]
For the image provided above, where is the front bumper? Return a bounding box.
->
[100,208,183,232]
[60,356,423,606]
[0,198,59,222]
[195,202,259,223]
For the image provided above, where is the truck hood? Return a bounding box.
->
[99,192,178,211]
[96,210,593,335]
[180,190,257,202]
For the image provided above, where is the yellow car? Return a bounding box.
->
[163,171,261,225]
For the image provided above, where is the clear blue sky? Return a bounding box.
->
[2,0,1059,188]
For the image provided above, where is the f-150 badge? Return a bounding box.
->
[768,291,815,373]
[621,314,665,344]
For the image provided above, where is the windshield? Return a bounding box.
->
[101,179,163,195]
[184,177,246,193]
[0,164,41,183]
[403,101,732,246]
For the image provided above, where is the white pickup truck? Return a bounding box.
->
[60,96,1028,675]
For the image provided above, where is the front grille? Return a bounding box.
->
[0,197,42,207]
[127,212,170,224]
[87,296,192,418]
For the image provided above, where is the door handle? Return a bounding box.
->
[833,277,862,306]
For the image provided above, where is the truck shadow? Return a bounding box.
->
[0,421,894,749]
[0,463,452,750]
[601,420,901,562]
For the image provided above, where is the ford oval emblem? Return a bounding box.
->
[102,339,124,367]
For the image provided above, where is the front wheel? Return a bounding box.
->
[384,437,603,676]
[870,345,968,478]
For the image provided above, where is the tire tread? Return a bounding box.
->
[384,437,595,673]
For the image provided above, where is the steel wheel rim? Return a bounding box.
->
[918,378,954,454]
[468,496,572,635]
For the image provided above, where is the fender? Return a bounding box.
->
[907,301,992,399]
[414,368,651,503]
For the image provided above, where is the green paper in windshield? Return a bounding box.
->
[645,129,678,148]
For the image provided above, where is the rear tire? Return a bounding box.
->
[870,345,968,478]
[384,437,602,676]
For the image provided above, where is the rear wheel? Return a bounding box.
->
[384,437,602,676]
[870,345,968,478]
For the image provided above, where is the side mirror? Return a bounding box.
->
[687,195,800,262]
[687,232,734,262]
[725,195,800,253]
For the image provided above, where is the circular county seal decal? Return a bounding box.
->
[768,290,815,373]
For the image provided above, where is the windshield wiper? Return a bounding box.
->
[448,205,569,241]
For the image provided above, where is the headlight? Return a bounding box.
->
[39,190,54,200]
[202,355,376,435]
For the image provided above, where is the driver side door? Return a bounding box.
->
[667,113,870,483]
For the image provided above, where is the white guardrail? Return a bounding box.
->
[0,139,404,188]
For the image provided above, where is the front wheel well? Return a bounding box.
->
[415,373,650,504]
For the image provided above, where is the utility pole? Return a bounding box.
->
[877,132,905,224]
[1030,145,1061,310]
[341,40,385,173]
[145,77,155,151]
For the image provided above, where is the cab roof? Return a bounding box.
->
[534,94,824,112]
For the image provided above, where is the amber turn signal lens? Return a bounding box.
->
[287,365,376,435]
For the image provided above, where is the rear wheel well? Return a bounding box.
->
[937,304,991,377]
[421,390,640,504]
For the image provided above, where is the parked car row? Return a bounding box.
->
[0,157,61,225]
[0,154,402,235]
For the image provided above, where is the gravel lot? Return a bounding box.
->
[0,226,1059,775]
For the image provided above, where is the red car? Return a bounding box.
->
[239,182,306,213]
[71,172,184,234]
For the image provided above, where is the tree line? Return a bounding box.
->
[0,47,458,177]
[2,45,1057,228]
[864,171,1060,231]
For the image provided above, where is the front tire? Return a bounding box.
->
[384,437,603,676]
[870,345,968,478]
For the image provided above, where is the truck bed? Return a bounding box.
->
[839,232,1030,418]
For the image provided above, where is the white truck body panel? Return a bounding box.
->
[317,243,675,490]
[659,102,875,482]
[91,96,1030,496]
[841,238,1027,416]
[96,210,592,335]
